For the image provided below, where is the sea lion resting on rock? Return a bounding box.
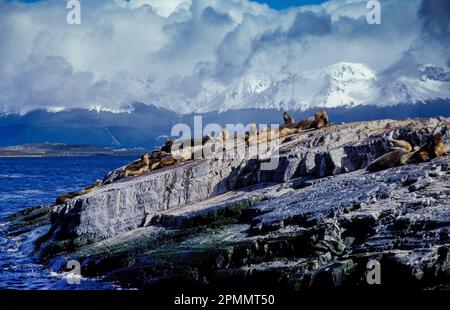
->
[400,133,445,164]
[279,127,299,138]
[283,112,294,125]
[367,133,448,173]
[123,153,150,178]
[366,147,411,173]
[282,110,329,131]
[56,179,102,205]
[160,139,174,154]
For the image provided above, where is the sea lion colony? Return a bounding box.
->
[366,132,449,172]
[54,111,449,204]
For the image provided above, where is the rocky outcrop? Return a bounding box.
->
[41,117,449,247]
[6,117,450,290]
[38,157,449,290]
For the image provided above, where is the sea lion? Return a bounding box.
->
[279,127,298,138]
[56,179,102,205]
[203,134,213,145]
[430,132,445,158]
[293,116,315,130]
[445,144,450,155]
[389,139,413,152]
[283,112,294,125]
[403,133,445,164]
[367,133,447,173]
[148,158,160,169]
[158,151,170,159]
[311,110,329,129]
[160,156,176,167]
[161,139,174,154]
[283,110,329,131]
[123,153,150,178]
[150,150,161,159]
[150,161,161,171]
[366,148,410,173]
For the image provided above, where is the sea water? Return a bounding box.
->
[0,156,136,290]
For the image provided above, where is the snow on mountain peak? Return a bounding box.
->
[193,62,449,113]
[418,64,450,82]
[326,62,376,82]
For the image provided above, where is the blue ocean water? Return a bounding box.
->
[0,156,136,290]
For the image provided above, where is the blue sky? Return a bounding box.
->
[12,0,329,10]
[254,0,327,9]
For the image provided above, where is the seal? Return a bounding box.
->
[283,112,294,125]
[160,155,176,167]
[123,153,150,178]
[404,133,445,164]
[56,179,102,205]
[161,139,174,154]
[282,110,329,131]
[279,127,299,138]
[389,139,413,152]
[366,148,410,173]
[367,133,448,173]
[311,110,329,129]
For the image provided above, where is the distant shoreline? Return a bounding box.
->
[0,154,140,158]
[0,143,146,158]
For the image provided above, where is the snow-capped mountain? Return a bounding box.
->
[376,64,450,107]
[189,62,450,113]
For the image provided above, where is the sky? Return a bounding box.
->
[11,0,329,10]
[0,0,449,114]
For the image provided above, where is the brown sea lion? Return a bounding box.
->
[279,127,299,138]
[150,150,161,159]
[404,133,445,164]
[160,156,176,167]
[366,148,410,173]
[389,139,413,152]
[202,134,213,145]
[283,112,294,125]
[430,132,445,158]
[311,110,329,129]
[150,161,161,171]
[293,116,315,130]
[161,139,174,154]
[367,133,447,173]
[123,153,150,178]
[445,144,450,155]
[56,179,102,205]
[283,110,329,131]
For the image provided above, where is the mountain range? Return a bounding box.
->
[1,62,449,149]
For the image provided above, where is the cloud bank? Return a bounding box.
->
[0,0,447,114]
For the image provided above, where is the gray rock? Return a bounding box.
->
[7,117,450,290]
[40,117,449,246]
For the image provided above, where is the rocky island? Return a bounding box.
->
[4,117,450,290]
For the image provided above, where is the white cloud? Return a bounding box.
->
[0,0,446,114]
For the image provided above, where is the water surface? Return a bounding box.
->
[0,156,136,290]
